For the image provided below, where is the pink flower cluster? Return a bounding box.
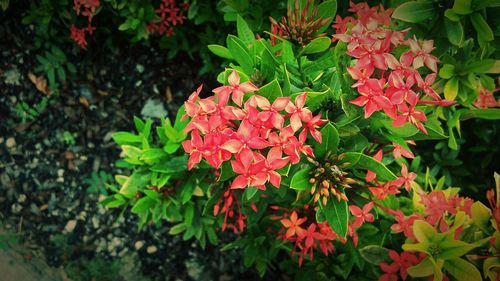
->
[278,210,338,266]
[389,190,473,240]
[366,144,417,200]
[148,0,188,37]
[379,250,423,281]
[182,70,326,190]
[333,2,454,134]
[70,0,100,48]
[473,79,500,108]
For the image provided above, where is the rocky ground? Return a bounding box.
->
[0,10,257,281]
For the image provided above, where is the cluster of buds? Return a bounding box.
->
[70,0,100,48]
[148,0,188,37]
[333,1,455,134]
[307,151,355,205]
[213,189,248,233]
[269,0,331,46]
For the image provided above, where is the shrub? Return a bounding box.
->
[106,0,500,279]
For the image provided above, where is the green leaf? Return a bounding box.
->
[169,223,186,235]
[150,155,188,174]
[227,35,253,72]
[444,18,464,46]
[319,196,348,237]
[256,79,283,102]
[315,0,337,34]
[131,197,155,217]
[359,245,390,265]
[302,37,331,54]
[439,64,456,79]
[439,240,478,260]
[452,0,472,15]
[392,0,438,23]
[458,108,500,120]
[290,167,312,190]
[219,161,236,182]
[236,14,254,47]
[121,145,142,159]
[314,122,339,158]
[444,77,459,100]
[140,148,167,162]
[303,49,336,73]
[112,132,142,144]
[463,59,496,74]
[470,12,494,42]
[407,257,435,277]
[343,152,397,180]
[280,41,294,64]
[444,258,482,281]
[470,201,492,232]
[208,45,233,60]
[184,204,194,226]
[118,171,151,198]
[413,220,436,242]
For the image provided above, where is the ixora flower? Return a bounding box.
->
[182,70,325,192]
[333,3,454,134]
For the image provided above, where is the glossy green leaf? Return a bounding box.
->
[392,0,437,23]
[439,64,456,79]
[208,44,233,59]
[343,152,397,180]
[150,155,188,174]
[444,18,464,46]
[302,37,331,54]
[458,108,500,120]
[256,79,283,102]
[227,35,253,72]
[444,77,459,100]
[359,245,390,265]
[112,132,142,144]
[319,196,348,237]
[236,14,255,47]
[413,220,436,242]
[140,148,167,162]
[463,59,496,73]
[314,122,339,158]
[118,171,151,198]
[169,223,186,235]
[470,201,492,231]
[470,12,494,42]
[290,167,312,190]
[452,0,472,15]
[439,240,478,260]
[407,257,435,277]
[444,258,482,281]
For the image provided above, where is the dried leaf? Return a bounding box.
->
[79,96,89,107]
[165,86,173,103]
[28,72,51,95]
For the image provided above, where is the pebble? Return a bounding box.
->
[134,240,145,250]
[146,245,158,254]
[92,217,100,229]
[11,203,22,213]
[6,137,16,148]
[64,220,77,233]
[136,64,145,73]
[18,194,27,203]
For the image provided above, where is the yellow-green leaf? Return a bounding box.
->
[444,77,459,100]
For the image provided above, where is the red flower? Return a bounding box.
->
[281,211,307,239]
[350,202,375,227]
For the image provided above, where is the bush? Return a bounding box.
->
[104,0,500,280]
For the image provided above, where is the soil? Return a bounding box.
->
[0,6,257,281]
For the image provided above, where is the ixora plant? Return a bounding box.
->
[104,1,500,279]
